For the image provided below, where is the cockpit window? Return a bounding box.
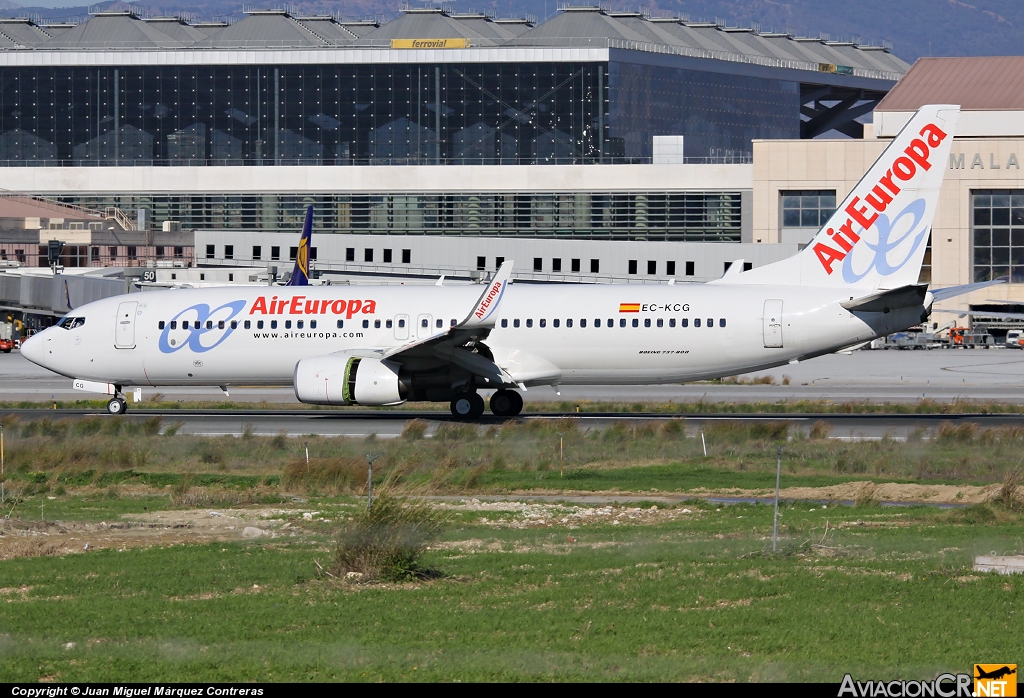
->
[56,316,85,330]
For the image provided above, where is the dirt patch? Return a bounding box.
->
[435,498,697,529]
[682,481,1001,505]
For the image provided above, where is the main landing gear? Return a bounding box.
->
[449,389,524,421]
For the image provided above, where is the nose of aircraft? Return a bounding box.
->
[20,332,45,367]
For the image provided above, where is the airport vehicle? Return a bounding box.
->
[949,327,995,348]
[21,105,991,419]
[1006,330,1023,348]
[0,321,13,353]
[880,331,943,350]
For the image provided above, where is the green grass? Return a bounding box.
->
[0,501,1020,681]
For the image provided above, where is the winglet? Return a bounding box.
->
[287,205,313,286]
[460,260,513,329]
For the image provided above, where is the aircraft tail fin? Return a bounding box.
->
[716,104,960,291]
[286,205,313,286]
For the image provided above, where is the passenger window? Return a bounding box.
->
[669,319,676,327]
[244,320,250,329]
[539,319,546,328]
[386,320,393,329]
[285,320,292,329]
[694,318,701,327]
[230,321,237,329]
[619,319,626,327]
[644,319,651,328]
[514,319,520,328]
[398,319,405,328]
[159,321,165,330]
[257,320,264,329]
[170,321,177,330]
[632,319,639,328]
[566,319,573,328]
[607,319,613,327]
[375,320,382,329]
[580,319,587,328]
[720,318,726,327]
[297,320,304,329]
[271,320,278,329]
[436,319,443,328]
[218,320,225,330]
[310,320,317,329]
[707,318,713,327]
[501,319,508,328]
[420,318,428,328]
[526,319,533,328]
[362,320,369,329]
[553,319,559,328]
[337,319,344,329]
[594,319,601,328]
[681,318,688,327]
[450,319,457,327]
[657,319,663,327]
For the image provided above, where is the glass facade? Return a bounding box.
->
[53,191,743,241]
[609,63,800,160]
[0,58,802,166]
[972,190,1024,283]
[780,190,836,228]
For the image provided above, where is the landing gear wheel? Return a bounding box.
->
[490,389,524,417]
[107,397,127,415]
[450,391,485,421]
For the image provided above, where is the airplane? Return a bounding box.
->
[21,104,997,420]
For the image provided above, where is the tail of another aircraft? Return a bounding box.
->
[717,104,960,291]
[287,205,313,286]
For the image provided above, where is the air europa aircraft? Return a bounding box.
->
[22,104,992,420]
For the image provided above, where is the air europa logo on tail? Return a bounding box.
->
[814,122,948,275]
[474,280,504,319]
[249,295,377,319]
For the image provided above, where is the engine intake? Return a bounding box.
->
[294,355,408,406]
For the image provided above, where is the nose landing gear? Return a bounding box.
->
[106,396,127,415]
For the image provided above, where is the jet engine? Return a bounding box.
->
[294,355,408,406]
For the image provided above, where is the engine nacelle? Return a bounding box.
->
[294,355,407,406]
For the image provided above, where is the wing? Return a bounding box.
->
[382,261,517,387]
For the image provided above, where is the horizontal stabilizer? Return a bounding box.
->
[929,279,1006,303]
[842,284,928,313]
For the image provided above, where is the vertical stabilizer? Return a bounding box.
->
[287,205,313,286]
[717,104,960,290]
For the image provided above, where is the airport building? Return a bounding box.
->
[0,6,904,285]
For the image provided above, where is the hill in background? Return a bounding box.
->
[7,0,1023,63]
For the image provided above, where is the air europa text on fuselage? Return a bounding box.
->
[249,295,378,319]
[814,122,948,275]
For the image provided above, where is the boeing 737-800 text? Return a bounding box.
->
[22,105,989,419]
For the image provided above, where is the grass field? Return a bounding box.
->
[0,497,1021,681]
[0,416,1021,682]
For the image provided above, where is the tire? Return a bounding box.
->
[490,389,523,417]
[450,391,484,421]
[107,397,126,415]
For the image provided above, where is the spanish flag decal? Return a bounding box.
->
[619,303,641,313]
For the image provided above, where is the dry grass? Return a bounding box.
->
[0,535,69,560]
[997,467,1023,510]
[282,457,368,495]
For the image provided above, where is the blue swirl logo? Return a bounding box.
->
[158,300,247,354]
[842,199,929,284]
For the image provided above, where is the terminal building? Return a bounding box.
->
[0,6,904,287]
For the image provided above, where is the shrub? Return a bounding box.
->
[809,420,832,440]
[334,494,447,582]
[283,457,366,494]
[997,467,1022,510]
[401,419,428,440]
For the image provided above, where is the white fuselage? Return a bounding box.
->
[22,282,919,391]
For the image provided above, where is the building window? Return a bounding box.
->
[495,256,504,267]
[155,246,164,257]
[685,261,695,276]
[552,258,562,272]
[384,249,392,263]
[591,259,599,273]
[127,246,137,260]
[174,246,183,258]
[91,247,100,261]
[972,191,1024,282]
[628,260,637,274]
[477,256,486,270]
[252,245,262,260]
[346,248,355,262]
[364,249,373,262]
[402,249,411,264]
[666,261,676,275]
[647,260,656,275]
[571,258,580,273]
[780,190,836,228]
[271,246,280,261]
[310,248,317,261]
[205,244,214,259]
[224,245,233,260]
[533,258,542,271]
[289,247,297,261]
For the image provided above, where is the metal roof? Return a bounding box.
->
[877,57,1024,111]
[0,5,908,82]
